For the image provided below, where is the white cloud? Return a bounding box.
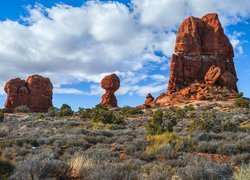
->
[0,0,249,97]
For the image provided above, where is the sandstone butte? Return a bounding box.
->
[100,74,120,108]
[145,13,239,107]
[4,75,53,113]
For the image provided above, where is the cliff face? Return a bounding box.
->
[167,13,237,93]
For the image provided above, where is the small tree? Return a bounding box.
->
[59,104,74,117]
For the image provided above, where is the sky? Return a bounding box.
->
[0,0,249,110]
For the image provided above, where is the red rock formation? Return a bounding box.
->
[4,75,53,113]
[100,74,120,107]
[218,71,238,90]
[142,93,155,108]
[168,13,238,93]
[205,66,222,87]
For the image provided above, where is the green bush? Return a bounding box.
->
[14,105,30,113]
[78,108,93,118]
[48,107,60,117]
[0,160,15,178]
[234,98,249,108]
[89,105,124,124]
[59,104,74,117]
[0,109,6,122]
[146,109,164,135]
[146,109,177,135]
[189,110,239,133]
[221,120,238,132]
[120,106,143,116]
[91,109,124,125]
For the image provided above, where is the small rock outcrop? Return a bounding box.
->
[205,66,222,87]
[142,93,155,108]
[5,75,53,113]
[100,74,120,107]
[168,13,238,93]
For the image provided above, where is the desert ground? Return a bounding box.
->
[0,97,249,179]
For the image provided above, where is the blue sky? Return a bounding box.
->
[0,0,249,110]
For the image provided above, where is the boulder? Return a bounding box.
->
[100,74,120,107]
[205,66,222,87]
[4,75,53,113]
[218,71,238,90]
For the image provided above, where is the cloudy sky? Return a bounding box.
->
[0,0,249,110]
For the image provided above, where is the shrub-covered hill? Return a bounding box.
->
[0,100,249,179]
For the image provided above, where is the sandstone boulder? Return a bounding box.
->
[100,74,120,107]
[218,71,238,90]
[4,75,53,113]
[205,66,222,87]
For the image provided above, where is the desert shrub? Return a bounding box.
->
[0,109,5,122]
[0,160,15,179]
[189,110,239,133]
[237,92,244,98]
[120,106,143,116]
[11,158,70,179]
[14,105,30,113]
[221,120,238,132]
[233,164,250,180]
[153,144,178,160]
[59,104,74,116]
[177,158,233,180]
[146,109,164,135]
[234,98,249,108]
[141,163,172,179]
[232,153,250,165]
[146,132,180,152]
[183,104,195,111]
[48,107,60,117]
[78,108,93,118]
[91,107,124,125]
[69,155,142,179]
[146,109,177,135]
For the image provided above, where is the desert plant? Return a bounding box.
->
[146,109,164,135]
[91,110,124,125]
[233,164,250,180]
[177,158,233,180]
[234,98,249,108]
[14,105,30,113]
[0,108,6,122]
[48,107,60,117]
[146,132,180,152]
[59,104,74,116]
[0,160,15,179]
[78,108,93,118]
[120,106,143,116]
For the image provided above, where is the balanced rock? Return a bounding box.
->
[168,13,237,93]
[4,75,53,113]
[100,74,120,107]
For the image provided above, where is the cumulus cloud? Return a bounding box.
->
[0,0,249,97]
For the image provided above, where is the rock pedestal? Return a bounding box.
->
[100,74,120,107]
